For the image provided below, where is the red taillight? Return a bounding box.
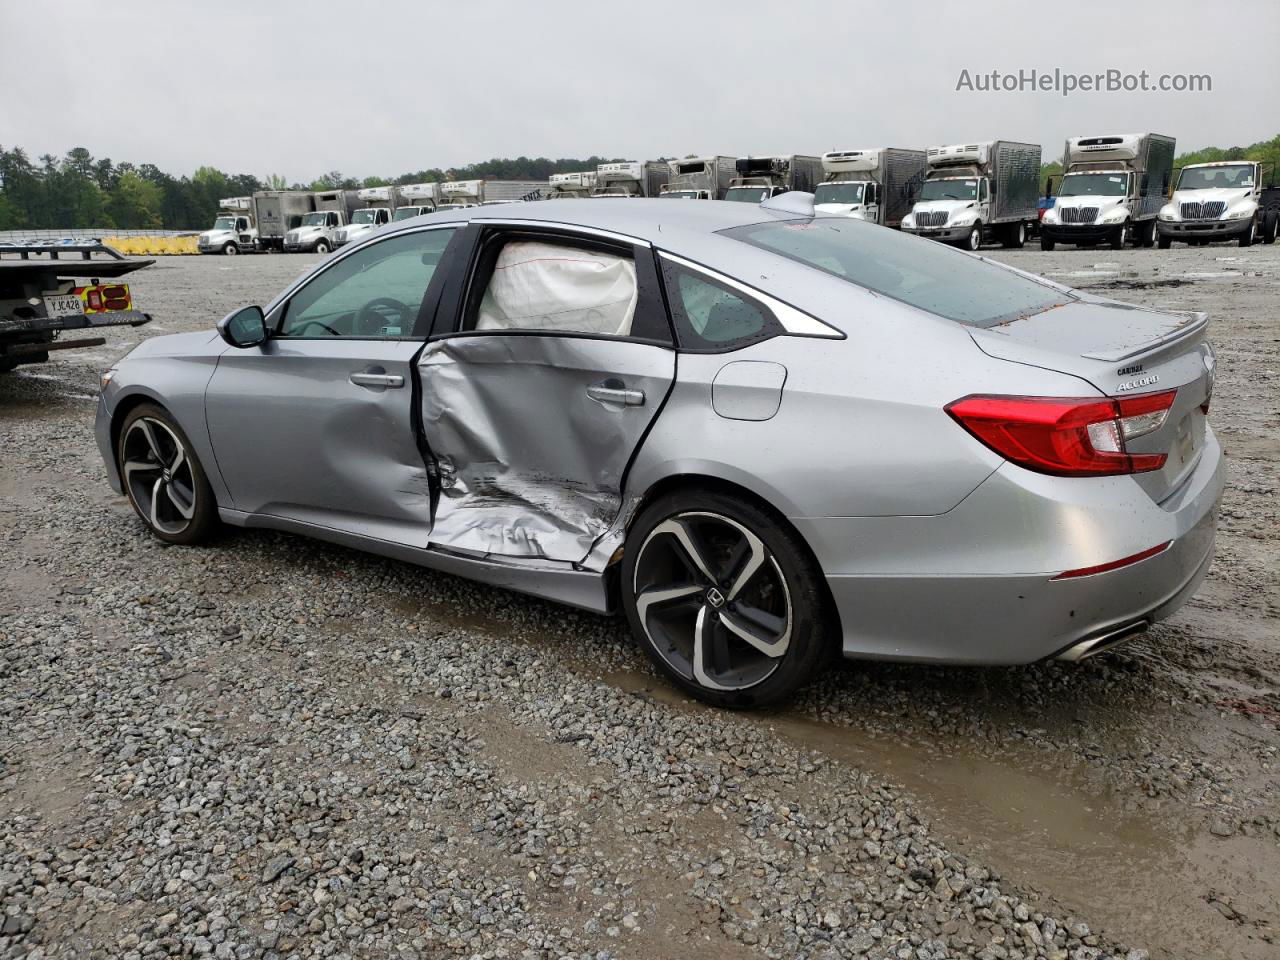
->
[1051,541,1172,580]
[946,390,1177,477]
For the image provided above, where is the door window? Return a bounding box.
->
[279,227,456,339]
[469,239,639,336]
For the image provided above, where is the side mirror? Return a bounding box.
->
[218,305,268,348]
[1044,177,1055,198]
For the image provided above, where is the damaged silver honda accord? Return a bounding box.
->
[97,194,1223,707]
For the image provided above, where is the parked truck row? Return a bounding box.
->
[198,137,1279,255]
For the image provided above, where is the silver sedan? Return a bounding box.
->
[96,196,1223,707]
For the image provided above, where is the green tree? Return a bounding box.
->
[107,171,164,228]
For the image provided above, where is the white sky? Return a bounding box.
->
[2,0,1276,181]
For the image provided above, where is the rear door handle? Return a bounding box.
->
[349,372,404,389]
[586,381,645,407]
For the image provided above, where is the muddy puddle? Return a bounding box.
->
[606,668,1278,960]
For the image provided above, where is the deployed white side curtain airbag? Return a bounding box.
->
[476,241,639,336]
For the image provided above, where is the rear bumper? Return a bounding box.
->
[796,429,1225,665]
[1158,219,1250,239]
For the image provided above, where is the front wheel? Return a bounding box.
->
[117,403,219,545]
[222,242,239,256]
[964,224,981,251]
[1110,222,1129,250]
[622,490,832,708]
[1040,236,1056,252]
[1239,220,1255,248]
[314,240,331,254]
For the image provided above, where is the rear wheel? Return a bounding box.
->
[1110,221,1129,250]
[622,490,832,708]
[1139,220,1156,247]
[1157,233,1173,249]
[117,403,218,546]
[1264,211,1278,244]
[1239,219,1256,247]
[1040,236,1056,252]
[1002,222,1026,248]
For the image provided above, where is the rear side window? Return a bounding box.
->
[659,257,781,351]
[720,219,1074,328]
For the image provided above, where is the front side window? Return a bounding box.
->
[279,227,455,338]
[721,219,1073,328]
[659,257,780,351]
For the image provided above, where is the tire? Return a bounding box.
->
[1139,220,1156,248]
[116,403,218,546]
[964,224,981,251]
[1158,234,1173,249]
[622,489,833,708]
[1002,222,1026,249]
[222,242,239,256]
[1264,211,1278,245]
[1040,236,1056,252]
[1238,220,1255,248]
[314,240,331,254]
[1110,222,1128,250]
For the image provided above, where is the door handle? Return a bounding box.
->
[349,372,404,389]
[586,381,645,407]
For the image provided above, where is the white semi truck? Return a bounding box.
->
[548,171,597,198]
[723,156,822,203]
[1040,133,1176,251]
[901,140,1041,250]
[814,149,928,227]
[662,156,736,199]
[334,187,396,248]
[197,197,259,255]
[391,182,441,222]
[1157,160,1279,248]
[251,190,314,252]
[591,161,669,198]
[285,190,359,253]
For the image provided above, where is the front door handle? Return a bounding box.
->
[586,381,645,407]
[350,372,404,389]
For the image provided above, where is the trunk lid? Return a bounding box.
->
[970,299,1214,502]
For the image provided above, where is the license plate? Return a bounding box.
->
[43,294,83,318]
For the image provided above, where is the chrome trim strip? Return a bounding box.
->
[471,217,653,249]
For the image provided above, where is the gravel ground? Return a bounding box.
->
[1,241,1277,960]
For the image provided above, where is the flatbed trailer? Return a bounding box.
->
[0,240,152,373]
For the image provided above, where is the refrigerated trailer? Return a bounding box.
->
[335,187,396,247]
[548,171,597,198]
[391,182,442,222]
[197,197,259,255]
[1041,133,1176,250]
[902,140,1041,249]
[662,156,736,200]
[591,161,669,198]
[814,149,928,227]
[724,155,822,202]
[251,191,315,252]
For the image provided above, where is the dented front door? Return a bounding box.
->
[419,334,675,562]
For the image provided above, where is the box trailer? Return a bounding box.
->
[724,155,823,203]
[662,156,736,200]
[591,161,669,198]
[252,191,315,252]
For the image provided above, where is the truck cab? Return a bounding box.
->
[661,157,735,200]
[815,151,882,221]
[1158,161,1278,248]
[335,189,394,247]
[198,197,258,255]
[902,141,1039,250]
[285,210,344,253]
[392,206,433,222]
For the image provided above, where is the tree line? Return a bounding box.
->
[3,138,1278,232]
[0,146,630,232]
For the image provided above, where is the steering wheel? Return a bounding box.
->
[290,318,341,337]
[355,297,412,336]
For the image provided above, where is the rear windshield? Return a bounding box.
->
[720,219,1073,328]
